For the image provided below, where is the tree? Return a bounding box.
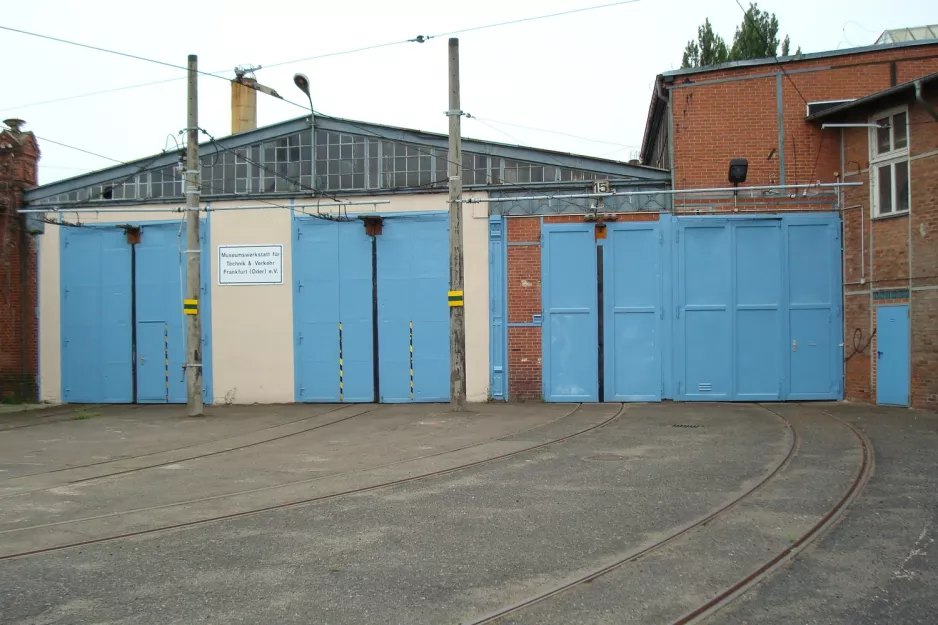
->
[681,3,798,68]
[681,18,729,68]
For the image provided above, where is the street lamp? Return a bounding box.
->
[294,73,315,192]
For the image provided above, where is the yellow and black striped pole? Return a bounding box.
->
[409,321,414,401]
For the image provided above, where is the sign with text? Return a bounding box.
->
[218,245,283,286]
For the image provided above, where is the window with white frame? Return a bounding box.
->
[870,107,910,217]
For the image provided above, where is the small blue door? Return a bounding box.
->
[604,223,661,401]
[876,305,909,406]
[786,220,840,400]
[61,228,133,403]
[378,215,449,402]
[293,219,374,402]
[542,224,597,402]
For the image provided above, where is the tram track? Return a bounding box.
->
[463,403,872,625]
[1,404,351,482]
[0,402,621,561]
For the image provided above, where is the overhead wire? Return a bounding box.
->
[465,116,639,148]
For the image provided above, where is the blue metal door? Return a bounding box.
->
[734,220,783,401]
[786,219,841,400]
[60,228,133,403]
[134,223,186,403]
[293,219,374,402]
[675,220,732,400]
[377,215,449,402]
[542,224,597,402]
[876,305,909,406]
[603,223,661,401]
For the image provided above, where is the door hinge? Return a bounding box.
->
[676,306,681,319]
[678,381,683,395]
[660,307,664,320]
[659,231,664,245]
[297,332,303,344]
[297,280,303,291]
[296,228,302,240]
[675,229,680,243]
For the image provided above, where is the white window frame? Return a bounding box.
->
[869,105,910,218]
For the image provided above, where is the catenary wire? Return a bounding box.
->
[466,116,639,148]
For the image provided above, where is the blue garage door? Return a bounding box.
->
[61,222,213,405]
[603,222,663,402]
[61,228,133,403]
[293,219,374,402]
[542,224,598,402]
[293,214,449,403]
[674,215,841,401]
[378,215,450,402]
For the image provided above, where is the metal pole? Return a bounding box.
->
[447,38,467,411]
[185,54,204,416]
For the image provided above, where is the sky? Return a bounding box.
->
[1,0,934,186]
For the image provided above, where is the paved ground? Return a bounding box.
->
[0,401,934,624]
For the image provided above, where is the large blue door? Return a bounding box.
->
[378,215,449,402]
[734,220,783,401]
[542,224,597,402]
[675,220,732,400]
[604,222,662,401]
[293,219,374,402]
[134,224,185,403]
[876,305,909,406]
[61,228,133,403]
[786,218,841,400]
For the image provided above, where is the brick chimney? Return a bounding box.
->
[0,118,40,402]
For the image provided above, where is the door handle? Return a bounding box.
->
[140,356,146,365]
[877,351,883,359]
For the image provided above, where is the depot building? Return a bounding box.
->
[24,114,668,405]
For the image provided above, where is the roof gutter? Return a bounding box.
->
[914,79,938,120]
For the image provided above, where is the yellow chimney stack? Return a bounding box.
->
[231,77,258,134]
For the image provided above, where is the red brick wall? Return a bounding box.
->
[668,44,938,191]
[840,88,938,409]
[0,125,40,402]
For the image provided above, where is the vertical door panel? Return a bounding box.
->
[542,225,597,402]
[734,222,782,400]
[876,305,909,406]
[678,223,731,400]
[61,228,133,403]
[787,222,838,399]
[604,225,660,401]
[293,220,374,402]
[378,216,449,402]
[135,224,186,403]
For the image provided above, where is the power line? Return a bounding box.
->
[0,24,231,84]
[467,116,639,148]
[34,136,126,163]
[3,1,643,112]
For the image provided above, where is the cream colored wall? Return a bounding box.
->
[38,208,183,403]
[38,191,491,405]
[208,201,293,404]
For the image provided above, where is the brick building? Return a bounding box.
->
[806,73,938,409]
[0,119,40,401]
[502,35,938,405]
[633,36,938,409]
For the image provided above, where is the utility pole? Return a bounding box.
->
[447,38,467,411]
[185,54,204,416]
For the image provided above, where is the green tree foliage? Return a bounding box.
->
[681,18,729,68]
[681,3,799,69]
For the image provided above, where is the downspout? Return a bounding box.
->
[914,80,938,121]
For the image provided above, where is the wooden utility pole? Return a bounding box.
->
[447,38,467,411]
[185,54,204,416]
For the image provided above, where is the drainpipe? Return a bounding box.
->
[914,80,938,121]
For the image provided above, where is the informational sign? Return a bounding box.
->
[218,244,283,286]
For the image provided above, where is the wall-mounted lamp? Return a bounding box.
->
[728,158,749,184]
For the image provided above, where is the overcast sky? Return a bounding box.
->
[1,0,934,185]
